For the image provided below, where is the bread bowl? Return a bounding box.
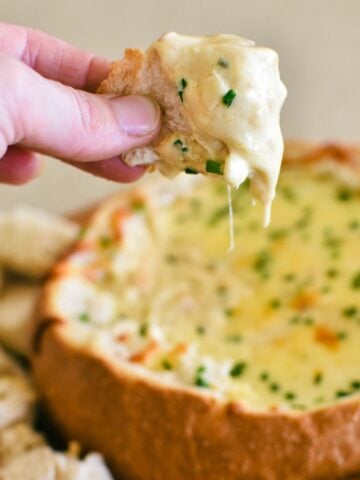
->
[98,32,287,222]
[32,141,360,479]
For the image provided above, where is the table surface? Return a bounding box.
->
[1,0,359,212]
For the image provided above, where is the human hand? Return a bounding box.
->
[0,23,161,185]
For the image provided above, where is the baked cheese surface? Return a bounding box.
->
[54,169,360,412]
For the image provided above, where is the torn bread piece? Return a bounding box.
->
[0,347,36,429]
[99,33,287,223]
[0,445,113,480]
[0,283,41,356]
[0,347,113,479]
[0,207,78,278]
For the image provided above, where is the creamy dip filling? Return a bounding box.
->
[56,169,360,412]
[150,33,287,224]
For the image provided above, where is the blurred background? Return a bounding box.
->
[1,0,359,212]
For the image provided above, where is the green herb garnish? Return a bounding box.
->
[350,381,360,390]
[270,382,280,392]
[194,366,210,388]
[313,372,323,385]
[283,273,296,283]
[173,138,188,153]
[205,160,223,175]
[326,268,338,278]
[253,250,272,278]
[196,325,206,335]
[351,272,360,289]
[342,306,358,317]
[337,188,353,202]
[229,361,247,378]
[139,323,148,337]
[224,308,234,318]
[337,331,348,340]
[285,392,296,401]
[184,167,198,175]
[162,359,173,371]
[78,312,90,323]
[178,78,187,102]
[281,186,297,202]
[260,372,269,381]
[335,390,351,398]
[208,206,229,225]
[269,298,281,309]
[222,89,237,107]
[99,236,112,249]
[218,57,229,68]
[348,220,360,230]
[269,229,288,241]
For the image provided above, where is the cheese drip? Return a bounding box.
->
[151,33,287,221]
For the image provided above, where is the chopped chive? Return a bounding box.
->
[350,381,360,390]
[342,306,358,317]
[132,198,145,212]
[269,229,288,241]
[337,331,348,340]
[196,325,206,335]
[348,220,360,230]
[253,250,272,276]
[260,372,269,381]
[351,272,360,289]
[283,273,296,282]
[139,323,148,337]
[222,89,237,107]
[206,160,223,175]
[173,138,188,153]
[289,315,301,325]
[269,298,281,309]
[229,361,247,378]
[304,317,314,326]
[224,308,235,318]
[326,268,338,278]
[313,372,323,385]
[78,312,90,323]
[99,236,112,248]
[178,78,187,102]
[162,359,173,371]
[194,366,210,388]
[165,253,178,264]
[337,188,352,201]
[281,186,297,202]
[184,167,198,175]
[270,382,280,392]
[335,390,351,398]
[218,57,229,68]
[208,206,229,225]
[285,392,296,401]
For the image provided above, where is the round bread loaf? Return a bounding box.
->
[32,142,360,480]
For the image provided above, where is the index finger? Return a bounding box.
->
[0,22,110,91]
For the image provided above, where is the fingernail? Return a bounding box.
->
[111,95,160,136]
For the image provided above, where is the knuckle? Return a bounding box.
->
[71,89,104,136]
[68,89,112,160]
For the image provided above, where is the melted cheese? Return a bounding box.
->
[55,168,360,412]
[151,33,287,222]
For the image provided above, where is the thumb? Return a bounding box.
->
[0,54,160,162]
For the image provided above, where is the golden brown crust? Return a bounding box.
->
[97,49,145,96]
[32,325,360,480]
[32,143,360,480]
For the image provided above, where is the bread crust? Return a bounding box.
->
[32,143,360,480]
